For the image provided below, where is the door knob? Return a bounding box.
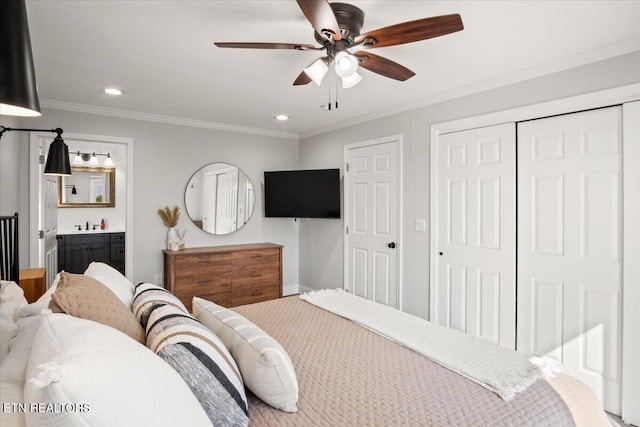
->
[388,242,396,249]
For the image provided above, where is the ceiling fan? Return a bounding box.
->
[215,0,463,88]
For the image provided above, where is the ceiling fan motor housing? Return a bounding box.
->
[314,2,365,45]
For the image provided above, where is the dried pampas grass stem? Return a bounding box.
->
[158,205,180,228]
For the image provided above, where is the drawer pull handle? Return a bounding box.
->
[251,255,263,258]
[250,273,262,277]
[198,280,210,285]
[251,290,262,296]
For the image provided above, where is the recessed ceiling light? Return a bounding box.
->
[103,88,123,96]
[275,114,289,121]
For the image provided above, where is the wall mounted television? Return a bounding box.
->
[264,168,340,218]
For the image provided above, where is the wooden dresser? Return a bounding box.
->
[163,243,282,311]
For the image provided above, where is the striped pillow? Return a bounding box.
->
[132,282,188,328]
[146,303,248,426]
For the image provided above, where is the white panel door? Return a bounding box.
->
[517,106,622,414]
[202,172,217,232]
[215,169,239,234]
[30,135,58,289]
[345,139,399,308]
[433,123,516,349]
[42,172,58,288]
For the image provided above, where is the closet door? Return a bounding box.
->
[433,123,516,349]
[517,106,622,413]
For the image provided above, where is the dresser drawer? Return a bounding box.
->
[232,248,280,268]
[232,283,280,307]
[173,273,231,297]
[232,268,280,288]
[174,253,231,276]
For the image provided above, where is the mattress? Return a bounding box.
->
[233,296,610,427]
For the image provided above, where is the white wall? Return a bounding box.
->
[298,50,640,320]
[0,116,30,268]
[9,108,300,288]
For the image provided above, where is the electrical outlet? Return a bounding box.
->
[155,274,163,285]
[415,218,426,231]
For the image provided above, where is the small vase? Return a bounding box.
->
[167,227,178,249]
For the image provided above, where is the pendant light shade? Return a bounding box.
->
[44,134,72,176]
[304,58,329,86]
[103,153,114,167]
[0,0,41,117]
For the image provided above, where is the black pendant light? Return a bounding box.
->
[0,0,41,117]
[43,129,71,176]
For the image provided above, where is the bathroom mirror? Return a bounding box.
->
[184,163,255,235]
[58,166,115,208]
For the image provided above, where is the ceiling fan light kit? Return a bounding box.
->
[341,72,362,89]
[304,57,330,85]
[215,0,464,97]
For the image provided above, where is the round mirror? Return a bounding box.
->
[184,163,255,235]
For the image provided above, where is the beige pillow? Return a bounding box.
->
[192,297,299,412]
[49,272,144,343]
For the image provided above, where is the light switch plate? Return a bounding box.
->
[415,218,426,231]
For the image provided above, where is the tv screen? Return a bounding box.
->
[264,169,340,218]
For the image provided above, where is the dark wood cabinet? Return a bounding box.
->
[163,243,282,312]
[57,232,125,274]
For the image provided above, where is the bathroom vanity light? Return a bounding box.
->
[71,150,115,167]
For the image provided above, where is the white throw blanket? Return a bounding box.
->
[300,289,560,401]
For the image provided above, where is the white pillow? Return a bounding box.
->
[0,314,44,427]
[193,297,299,412]
[24,314,213,427]
[84,262,134,308]
[0,281,28,362]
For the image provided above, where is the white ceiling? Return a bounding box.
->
[25,1,640,139]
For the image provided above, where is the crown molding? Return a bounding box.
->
[40,38,639,142]
[39,99,300,140]
[300,37,640,139]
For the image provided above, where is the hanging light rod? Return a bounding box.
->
[0,126,71,175]
[71,150,114,167]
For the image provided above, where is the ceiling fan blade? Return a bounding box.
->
[214,42,318,50]
[296,0,341,41]
[293,70,312,86]
[353,51,415,81]
[355,14,463,48]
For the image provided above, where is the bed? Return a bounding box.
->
[0,264,611,427]
[235,296,610,426]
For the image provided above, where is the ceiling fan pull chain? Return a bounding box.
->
[335,74,339,110]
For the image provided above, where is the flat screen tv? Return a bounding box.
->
[264,169,340,218]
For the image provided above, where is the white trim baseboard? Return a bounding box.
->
[297,285,314,295]
[283,284,300,296]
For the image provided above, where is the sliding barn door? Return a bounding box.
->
[517,106,622,413]
[433,123,516,349]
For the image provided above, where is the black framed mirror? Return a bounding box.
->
[184,163,255,235]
